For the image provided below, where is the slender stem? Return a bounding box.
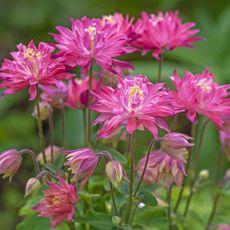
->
[168,186,173,230]
[174,124,196,213]
[134,139,156,196]
[109,181,119,216]
[87,63,93,145]
[61,104,66,147]
[157,54,163,82]
[19,149,40,174]
[125,133,135,224]
[36,170,58,181]
[35,86,46,163]
[48,108,54,164]
[83,109,88,146]
[183,120,209,217]
[68,221,75,230]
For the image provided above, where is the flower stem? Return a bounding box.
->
[134,139,156,196]
[35,86,46,163]
[68,221,75,230]
[87,63,93,146]
[168,185,173,230]
[19,149,40,174]
[48,108,54,164]
[83,109,88,147]
[125,133,135,225]
[61,104,66,147]
[36,170,58,181]
[157,54,163,82]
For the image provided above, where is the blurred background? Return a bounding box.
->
[0,0,230,229]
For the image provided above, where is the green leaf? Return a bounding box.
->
[138,191,157,207]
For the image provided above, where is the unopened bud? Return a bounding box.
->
[112,216,121,225]
[199,169,209,179]
[32,101,51,120]
[25,177,41,197]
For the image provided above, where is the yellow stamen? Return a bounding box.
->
[86,26,97,40]
[23,48,41,61]
[103,15,114,24]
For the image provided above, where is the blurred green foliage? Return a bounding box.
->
[0,0,230,229]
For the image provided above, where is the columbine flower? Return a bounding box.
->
[65,148,99,189]
[24,177,41,197]
[33,176,78,228]
[131,11,203,60]
[51,17,135,74]
[92,75,174,139]
[0,40,73,100]
[160,132,193,162]
[65,76,99,109]
[41,81,68,109]
[138,150,186,187]
[0,149,22,181]
[170,69,230,128]
[218,224,230,230]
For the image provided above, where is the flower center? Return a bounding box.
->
[23,48,41,61]
[128,85,143,112]
[50,196,62,207]
[196,79,211,92]
[86,26,97,40]
[103,15,114,24]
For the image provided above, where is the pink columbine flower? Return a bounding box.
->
[138,150,186,187]
[170,69,230,128]
[65,76,99,109]
[131,11,203,60]
[65,148,99,189]
[0,149,22,181]
[33,176,78,229]
[91,74,174,139]
[0,40,73,100]
[218,224,230,230]
[41,81,68,109]
[51,17,135,74]
[160,132,194,162]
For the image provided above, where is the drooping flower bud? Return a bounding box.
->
[160,132,194,162]
[24,177,41,197]
[105,160,127,187]
[0,149,22,181]
[32,101,51,121]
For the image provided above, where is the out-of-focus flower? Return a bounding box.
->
[0,149,22,181]
[32,101,51,121]
[105,160,127,187]
[170,69,230,128]
[37,145,62,164]
[131,11,203,60]
[24,177,41,197]
[65,148,99,189]
[198,169,209,180]
[218,224,230,230]
[33,176,78,229]
[51,17,135,74]
[41,81,68,109]
[0,40,73,100]
[65,76,99,109]
[92,74,174,139]
[160,132,193,162]
[138,150,186,187]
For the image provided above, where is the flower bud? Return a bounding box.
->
[0,149,22,182]
[199,169,209,179]
[112,216,121,225]
[25,177,41,197]
[32,101,51,120]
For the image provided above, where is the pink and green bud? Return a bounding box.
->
[24,177,41,197]
[32,101,51,121]
[0,149,22,182]
[160,132,193,162]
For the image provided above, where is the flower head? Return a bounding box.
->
[170,69,230,128]
[65,148,99,189]
[41,81,68,109]
[51,17,135,74]
[92,75,174,139]
[0,149,22,181]
[218,224,230,230]
[33,176,78,228]
[0,40,73,100]
[138,150,186,187]
[65,76,99,109]
[131,11,203,60]
[160,132,193,162]
[24,177,41,197]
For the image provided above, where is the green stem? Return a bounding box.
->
[157,54,163,82]
[125,133,135,224]
[61,104,66,147]
[35,85,46,163]
[109,181,119,216]
[68,221,75,230]
[48,108,54,164]
[83,109,88,147]
[168,186,173,230]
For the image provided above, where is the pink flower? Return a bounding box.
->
[65,148,99,189]
[160,132,193,162]
[131,11,203,60]
[0,149,22,181]
[0,40,73,100]
[91,75,174,139]
[138,150,186,187]
[170,69,230,128]
[41,81,68,109]
[51,17,135,74]
[33,176,78,228]
[65,76,99,109]
[218,224,230,230]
